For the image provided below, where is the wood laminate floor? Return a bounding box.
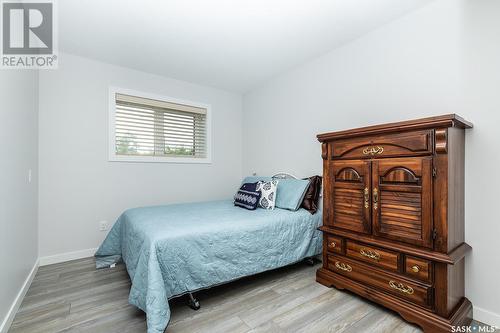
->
[9,257,426,333]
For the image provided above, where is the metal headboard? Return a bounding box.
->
[271,172,299,180]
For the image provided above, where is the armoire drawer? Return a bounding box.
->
[327,254,433,308]
[404,255,432,283]
[326,234,343,254]
[345,240,400,272]
[331,130,433,159]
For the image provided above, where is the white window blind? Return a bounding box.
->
[114,93,207,159]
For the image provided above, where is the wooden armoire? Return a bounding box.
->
[316,115,473,332]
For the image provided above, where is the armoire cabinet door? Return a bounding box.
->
[329,160,371,234]
[372,157,433,248]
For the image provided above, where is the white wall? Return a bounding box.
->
[38,53,242,258]
[0,71,39,331]
[243,0,500,326]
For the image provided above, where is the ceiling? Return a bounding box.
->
[59,0,434,93]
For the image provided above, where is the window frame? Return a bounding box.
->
[108,87,212,164]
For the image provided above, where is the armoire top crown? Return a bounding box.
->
[317,114,472,142]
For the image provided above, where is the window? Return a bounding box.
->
[109,88,211,163]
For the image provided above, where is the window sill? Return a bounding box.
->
[108,155,212,164]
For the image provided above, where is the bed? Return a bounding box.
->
[95,174,322,333]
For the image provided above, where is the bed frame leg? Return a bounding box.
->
[187,293,200,311]
[305,257,316,266]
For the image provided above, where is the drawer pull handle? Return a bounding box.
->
[360,248,381,261]
[411,265,420,273]
[389,280,414,295]
[364,187,369,208]
[329,241,336,248]
[335,261,352,272]
[363,146,384,155]
[373,188,378,210]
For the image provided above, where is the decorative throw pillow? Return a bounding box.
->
[256,180,278,210]
[301,175,322,214]
[234,188,261,210]
[240,182,259,192]
[275,178,311,211]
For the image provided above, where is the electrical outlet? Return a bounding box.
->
[28,169,32,183]
[99,221,109,231]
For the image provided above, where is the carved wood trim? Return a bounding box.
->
[381,167,419,184]
[321,142,328,160]
[435,129,448,153]
[335,167,361,182]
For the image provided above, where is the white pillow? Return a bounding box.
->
[256,180,278,210]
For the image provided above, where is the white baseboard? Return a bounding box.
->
[0,259,39,333]
[475,306,500,327]
[39,248,97,266]
[0,249,97,332]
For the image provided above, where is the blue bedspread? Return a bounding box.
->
[95,200,322,333]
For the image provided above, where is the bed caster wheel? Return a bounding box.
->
[305,257,315,266]
[187,293,200,311]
